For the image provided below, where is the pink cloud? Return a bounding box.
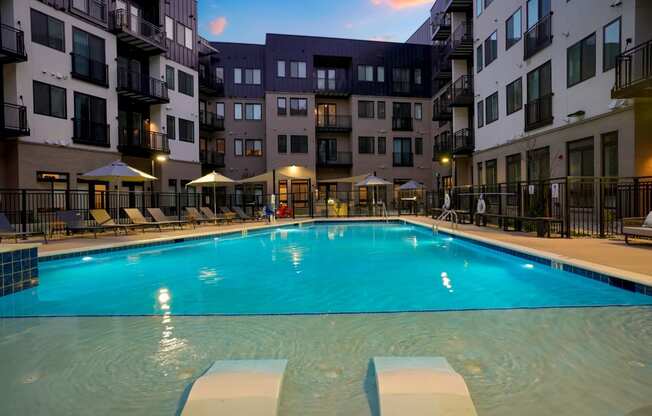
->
[209,16,228,36]
[371,0,431,9]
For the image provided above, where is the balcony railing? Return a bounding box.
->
[316,115,352,132]
[117,69,169,103]
[200,150,225,167]
[199,73,225,96]
[443,0,473,13]
[433,131,453,161]
[313,76,351,96]
[119,129,169,154]
[71,53,109,87]
[0,103,29,137]
[450,75,474,107]
[432,55,452,81]
[453,128,474,154]
[37,0,67,10]
[110,9,166,54]
[0,24,27,63]
[318,151,353,167]
[524,13,553,60]
[70,0,107,23]
[525,93,554,131]
[431,13,451,41]
[72,118,109,147]
[448,21,473,58]
[613,39,652,99]
[199,111,225,131]
[393,152,414,167]
[392,117,413,131]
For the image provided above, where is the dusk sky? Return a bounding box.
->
[197,0,433,44]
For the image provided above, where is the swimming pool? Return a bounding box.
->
[0,222,649,317]
[0,222,651,416]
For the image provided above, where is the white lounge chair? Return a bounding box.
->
[623,212,652,244]
[373,357,478,416]
[181,359,287,416]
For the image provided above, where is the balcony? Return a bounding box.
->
[72,118,108,147]
[110,9,166,54]
[200,150,225,168]
[447,22,473,59]
[317,151,353,167]
[117,69,169,104]
[71,53,108,87]
[432,55,452,83]
[392,117,413,131]
[524,13,553,60]
[443,0,473,13]
[316,115,352,132]
[525,93,554,132]
[199,73,225,96]
[0,24,27,63]
[0,103,29,138]
[433,130,453,161]
[118,130,169,156]
[612,39,652,99]
[432,91,452,121]
[452,128,474,155]
[393,152,414,167]
[199,111,225,131]
[70,0,108,23]
[313,76,351,97]
[431,13,451,41]
[450,75,473,107]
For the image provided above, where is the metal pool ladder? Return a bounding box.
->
[436,209,459,229]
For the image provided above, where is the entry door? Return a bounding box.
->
[317,104,336,127]
[318,139,337,163]
[291,180,309,216]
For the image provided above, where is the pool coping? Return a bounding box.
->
[35,217,652,297]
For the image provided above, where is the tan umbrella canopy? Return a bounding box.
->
[185,171,235,214]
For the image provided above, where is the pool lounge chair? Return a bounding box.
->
[89,209,145,235]
[0,213,48,243]
[56,211,104,238]
[220,207,240,222]
[623,212,652,244]
[146,208,190,230]
[181,359,287,416]
[200,207,230,223]
[231,206,259,222]
[373,357,478,416]
[123,208,176,232]
[185,207,215,225]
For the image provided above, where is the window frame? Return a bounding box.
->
[178,118,195,143]
[165,65,175,90]
[377,101,386,119]
[277,60,286,77]
[178,70,194,96]
[277,134,287,153]
[289,98,308,116]
[245,139,263,157]
[415,103,423,120]
[567,32,597,88]
[166,115,176,140]
[377,137,386,154]
[290,135,309,153]
[244,103,262,120]
[505,7,522,50]
[165,16,174,41]
[358,136,375,154]
[33,80,67,119]
[277,97,287,116]
[603,17,621,72]
[358,100,375,118]
[485,91,499,125]
[290,61,307,79]
[234,138,243,156]
[30,9,65,52]
[358,65,374,82]
[484,31,498,67]
[477,100,485,128]
[234,103,243,120]
[506,77,523,116]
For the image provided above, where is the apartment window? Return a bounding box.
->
[506,8,522,50]
[245,103,262,120]
[506,77,523,115]
[73,92,107,145]
[392,68,410,93]
[414,69,422,85]
[484,31,498,67]
[358,65,374,81]
[235,139,243,156]
[178,119,194,143]
[216,67,224,83]
[278,135,287,153]
[415,138,423,155]
[31,9,65,52]
[72,28,106,85]
[485,92,499,124]
[358,137,374,154]
[476,44,483,73]
[527,0,551,30]
[476,0,483,16]
[568,137,594,176]
[290,135,308,153]
[603,18,621,71]
[506,154,522,183]
[289,98,307,116]
[415,103,423,120]
[477,100,484,128]
[176,23,193,49]
[602,131,618,176]
[377,101,386,119]
[277,60,286,77]
[527,60,552,128]
[377,66,385,82]
[358,101,374,118]
[234,103,243,120]
[234,68,242,84]
[568,33,596,87]
[290,61,307,78]
[166,65,175,90]
[166,115,175,140]
[486,159,498,185]
[527,146,550,181]
[165,16,174,40]
[377,137,386,154]
[178,70,194,96]
[277,97,287,116]
[33,81,66,119]
[245,69,262,85]
[216,103,225,118]
[245,139,263,156]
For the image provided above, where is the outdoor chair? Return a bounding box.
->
[90,209,145,235]
[146,208,190,229]
[231,206,258,222]
[0,212,48,243]
[123,208,176,232]
[200,207,230,223]
[219,207,239,222]
[623,212,652,244]
[56,211,104,238]
[185,207,215,225]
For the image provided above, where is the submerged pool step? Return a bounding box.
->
[181,359,287,416]
[373,356,478,416]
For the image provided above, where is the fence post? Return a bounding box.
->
[598,179,605,238]
[20,189,27,233]
[633,177,640,216]
[564,179,571,238]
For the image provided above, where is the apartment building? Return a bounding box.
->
[471,0,652,184]
[0,0,201,194]
[196,34,437,204]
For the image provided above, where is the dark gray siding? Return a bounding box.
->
[164,0,198,70]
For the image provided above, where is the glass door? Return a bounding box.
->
[316,104,336,127]
[318,139,337,163]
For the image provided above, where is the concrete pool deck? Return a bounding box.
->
[1,216,650,285]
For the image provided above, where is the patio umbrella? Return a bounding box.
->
[80,160,157,221]
[398,180,424,190]
[355,175,392,216]
[185,171,235,214]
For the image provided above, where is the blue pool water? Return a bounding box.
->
[0,222,649,317]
